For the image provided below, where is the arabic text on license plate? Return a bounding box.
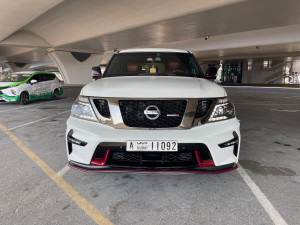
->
[126,141,178,152]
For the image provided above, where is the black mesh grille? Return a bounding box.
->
[93,99,110,118]
[163,152,193,162]
[195,100,213,118]
[119,100,187,128]
[0,91,3,95]
[110,151,196,167]
[112,152,141,162]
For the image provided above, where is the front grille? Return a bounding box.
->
[93,143,212,167]
[110,151,196,167]
[0,91,3,95]
[119,100,187,128]
[163,152,193,162]
[93,99,110,118]
[112,152,141,162]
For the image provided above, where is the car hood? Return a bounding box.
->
[0,82,21,88]
[81,76,226,98]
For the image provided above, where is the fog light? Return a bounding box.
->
[218,132,239,156]
[218,132,239,148]
[67,130,87,146]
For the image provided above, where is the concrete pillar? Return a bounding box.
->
[100,50,114,66]
[48,49,104,84]
[7,62,32,72]
[292,60,300,73]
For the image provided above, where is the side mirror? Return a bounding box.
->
[205,66,218,81]
[92,66,102,80]
[30,79,37,85]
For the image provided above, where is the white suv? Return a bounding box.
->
[66,48,240,173]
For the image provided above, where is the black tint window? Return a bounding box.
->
[104,52,203,78]
[50,74,56,80]
[29,74,41,82]
[43,74,56,81]
[41,74,47,81]
[40,74,48,82]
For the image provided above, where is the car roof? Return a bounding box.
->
[14,71,34,74]
[118,48,189,53]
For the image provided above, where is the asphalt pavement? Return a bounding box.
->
[0,86,299,225]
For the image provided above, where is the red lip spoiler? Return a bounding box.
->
[69,163,238,174]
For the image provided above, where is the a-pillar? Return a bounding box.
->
[48,49,104,84]
[7,62,32,72]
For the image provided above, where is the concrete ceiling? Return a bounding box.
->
[1,0,300,65]
[0,0,63,41]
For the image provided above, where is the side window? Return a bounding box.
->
[40,74,47,82]
[29,74,40,82]
[42,74,55,81]
[49,74,56,80]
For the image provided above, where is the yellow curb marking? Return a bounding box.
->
[0,123,113,225]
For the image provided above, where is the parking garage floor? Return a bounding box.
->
[0,86,299,225]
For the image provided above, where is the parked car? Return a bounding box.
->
[0,71,63,105]
[66,48,240,173]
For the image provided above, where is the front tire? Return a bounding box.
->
[19,92,29,105]
[53,89,60,100]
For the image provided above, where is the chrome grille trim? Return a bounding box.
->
[89,97,217,129]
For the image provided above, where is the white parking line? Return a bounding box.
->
[8,110,70,131]
[238,165,288,225]
[57,165,71,177]
[0,97,74,113]
[235,103,298,106]
[271,109,300,113]
[224,85,300,90]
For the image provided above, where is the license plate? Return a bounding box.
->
[126,141,178,152]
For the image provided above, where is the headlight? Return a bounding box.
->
[71,96,98,122]
[208,98,235,122]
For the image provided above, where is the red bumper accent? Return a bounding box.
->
[70,149,237,174]
[90,150,110,166]
[195,151,215,167]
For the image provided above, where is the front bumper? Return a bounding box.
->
[59,87,63,96]
[69,160,237,174]
[66,116,240,173]
[0,94,20,102]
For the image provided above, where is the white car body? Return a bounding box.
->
[66,48,240,173]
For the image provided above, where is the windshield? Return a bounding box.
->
[104,52,204,78]
[0,73,31,82]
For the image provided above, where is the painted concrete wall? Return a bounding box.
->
[242,60,284,84]
[48,51,103,84]
[292,60,300,73]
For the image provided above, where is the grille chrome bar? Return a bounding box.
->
[90,97,216,129]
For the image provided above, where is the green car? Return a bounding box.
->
[0,71,63,105]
